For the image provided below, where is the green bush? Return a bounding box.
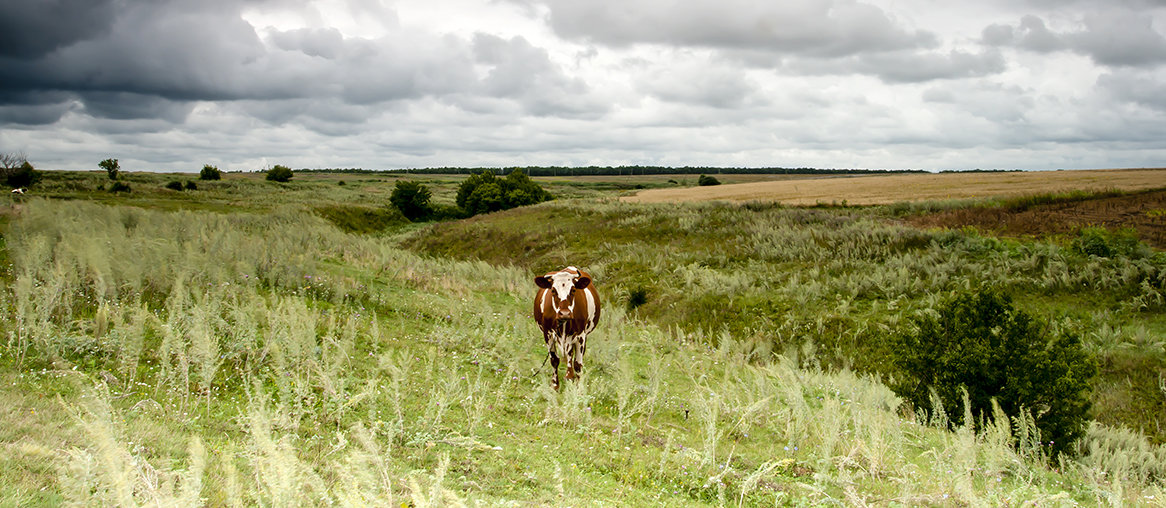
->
[389,180,433,221]
[455,169,552,216]
[185,181,197,191]
[265,165,293,182]
[698,174,721,186]
[108,181,131,193]
[1072,226,1146,258]
[199,164,221,181]
[891,289,1096,459]
[164,180,184,191]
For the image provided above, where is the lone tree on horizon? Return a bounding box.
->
[99,158,120,180]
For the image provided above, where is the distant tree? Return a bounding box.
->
[266,164,293,182]
[1,151,39,188]
[1,152,37,188]
[389,180,433,221]
[455,169,552,216]
[99,158,120,180]
[698,174,721,186]
[199,164,222,180]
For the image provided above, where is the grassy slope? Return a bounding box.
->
[0,174,1163,505]
[405,199,1166,444]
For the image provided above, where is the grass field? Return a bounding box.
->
[622,168,1166,206]
[1,169,1164,505]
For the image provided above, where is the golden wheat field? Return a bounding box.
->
[622,168,1166,205]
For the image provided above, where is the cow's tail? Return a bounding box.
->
[529,350,551,381]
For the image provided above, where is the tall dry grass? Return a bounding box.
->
[1,198,1164,505]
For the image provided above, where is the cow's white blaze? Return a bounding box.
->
[548,271,576,314]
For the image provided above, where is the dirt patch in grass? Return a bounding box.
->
[906,189,1166,249]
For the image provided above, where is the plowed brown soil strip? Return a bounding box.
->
[908,189,1166,250]
[622,168,1166,205]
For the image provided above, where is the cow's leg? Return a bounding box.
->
[549,350,561,391]
[564,342,577,382]
[572,332,587,375]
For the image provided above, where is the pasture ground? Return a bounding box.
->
[0,168,1164,506]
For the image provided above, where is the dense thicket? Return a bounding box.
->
[891,290,1096,459]
[389,180,433,221]
[455,169,552,216]
[200,164,222,180]
[265,164,293,182]
[4,161,38,188]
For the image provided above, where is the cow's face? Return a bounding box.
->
[536,270,590,321]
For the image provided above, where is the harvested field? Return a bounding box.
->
[908,189,1166,250]
[621,168,1166,205]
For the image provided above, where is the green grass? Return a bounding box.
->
[406,198,1166,445]
[1,174,1165,505]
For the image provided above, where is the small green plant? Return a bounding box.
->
[627,286,648,312]
[185,181,197,191]
[108,181,131,193]
[165,180,184,191]
[698,174,721,186]
[199,164,221,181]
[265,165,293,182]
[1072,226,1145,258]
[891,289,1097,458]
[389,180,433,221]
[99,158,120,180]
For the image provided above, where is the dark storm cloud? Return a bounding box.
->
[0,0,118,59]
[984,10,1166,67]
[0,0,593,126]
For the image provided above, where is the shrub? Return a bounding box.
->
[389,180,433,221]
[6,161,39,188]
[266,165,293,182]
[185,181,197,191]
[1072,226,1145,258]
[698,174,721,186]
[165,180,184,191]
[455,169,552,216]
[199,164,221,180]
[891,289,1096,459]
[109,181,131,193]
[99,158,120,180]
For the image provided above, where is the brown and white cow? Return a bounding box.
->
[534,266,601,390]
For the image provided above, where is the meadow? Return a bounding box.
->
[1,169,1164,506]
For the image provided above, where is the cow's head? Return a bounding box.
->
[536,269,590,321]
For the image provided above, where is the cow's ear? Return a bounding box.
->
[535,276,553,289]
[573,276,590,289]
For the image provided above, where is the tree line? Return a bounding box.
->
[301,166,932,176]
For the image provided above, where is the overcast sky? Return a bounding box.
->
[2,0,1165,172]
